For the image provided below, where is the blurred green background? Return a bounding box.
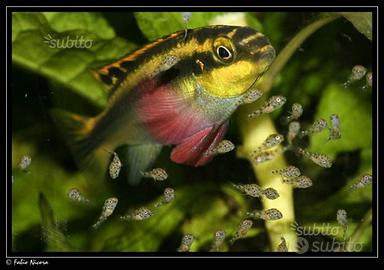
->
[11,12,373,252]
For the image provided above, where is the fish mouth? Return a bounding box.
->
[260,45,276,62]
[243,35,276,93]
[250,44,276,64]
[243,45,276,95]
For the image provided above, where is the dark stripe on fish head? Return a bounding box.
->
[189,26,275,98]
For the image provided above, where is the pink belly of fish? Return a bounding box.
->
[135,79,228,166]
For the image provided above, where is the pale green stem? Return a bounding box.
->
[236,114,296,251]
[237,14,341,252]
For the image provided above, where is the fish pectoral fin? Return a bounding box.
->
[170,122,228,167]
[126,144,163,186]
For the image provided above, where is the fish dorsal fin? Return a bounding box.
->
[94,30,184,89]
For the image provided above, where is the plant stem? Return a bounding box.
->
[258,14,340,92]
[237,14,341,252]
[237,113,296,251]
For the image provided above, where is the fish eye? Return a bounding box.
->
[216,45,233,61]
[213,36,235,64]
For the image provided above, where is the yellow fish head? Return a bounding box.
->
[192,26,276,98]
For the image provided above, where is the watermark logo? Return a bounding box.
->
[5,259,49,266]
[290,221,341,237]
[43,33,93,49]
[291,221,364,253]
[296,237,310,254]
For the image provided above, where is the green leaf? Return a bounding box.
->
[134,12,220,41]
[12,12,137,107]
[42,12,115,39]
[339,12,372,41]
[135,12,263,41]
[310,83,372,157]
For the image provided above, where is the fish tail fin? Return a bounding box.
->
[50,109,111,176]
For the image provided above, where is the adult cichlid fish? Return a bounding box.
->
[52,25,275,185]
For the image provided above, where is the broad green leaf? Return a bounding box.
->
[307,84,372,217]
[135,12,224,41]
[134,12,183,41]
[12,12,137,107]
[310,83,372,157]
[135,12,263,41]
[12,12,49,42]
[42,12,115,39]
